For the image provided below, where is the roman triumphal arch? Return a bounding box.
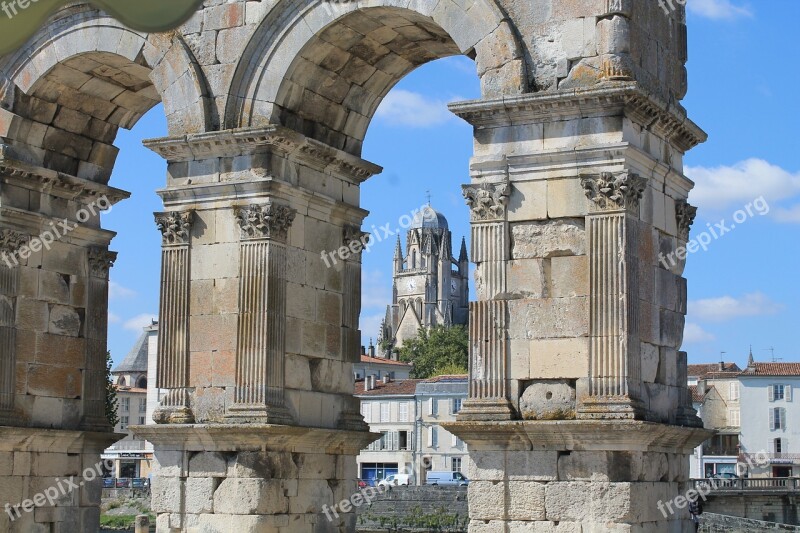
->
[0,1,712,531]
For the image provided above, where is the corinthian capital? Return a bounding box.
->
[0,229,29,255]
[462,182,510,222]
[234,200,296,242]
[675,199,698,241]
[88,247,117,279]
[155,210,194,246]
[580,171,646,213]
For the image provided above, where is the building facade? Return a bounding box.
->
[355,375,468,484]
[379,207,468,351]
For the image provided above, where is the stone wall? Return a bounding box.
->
[704,494,800,526]
[700,513,800,532]
[356,486,468,532]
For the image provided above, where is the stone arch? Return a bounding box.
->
[0,5,212,182]
[225,0,526,154]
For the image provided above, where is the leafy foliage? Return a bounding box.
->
[105,351,119,427]
[399,325,468,379]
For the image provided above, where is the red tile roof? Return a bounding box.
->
[355,379,420,396]
[687,363,741,378]
[741,363,800,377]
[689,385,704,403]
[360,355,412,367]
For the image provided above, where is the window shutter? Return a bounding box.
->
[769,386,775,402]
[409,431,413,451]
[783,408,788,430]
[432,427,438,448]
[428,398,434,416]
[787,385,793,402]
[452,432,458,447]
[770,408,775,430]
[427,427,433,448]
[450,398,455,414]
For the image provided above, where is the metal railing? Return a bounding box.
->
[693,477,800,492]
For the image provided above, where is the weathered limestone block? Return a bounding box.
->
[510,219,586,259]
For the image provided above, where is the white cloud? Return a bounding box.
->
[688,292,783,323]
[687,0,753,20]
[359,313,386,346]
[684,323,716,343]
[123,313,157,332]
[686,159,800,212]
[108,312,121,324]
[109,281,136,299]
[361,270,391,310]
[375,89,461,128]
[773,204,800,223]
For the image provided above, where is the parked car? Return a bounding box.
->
[102,477,114,488]
[425,471,468,486]
[131,478,149,489]
[115,478,131,488]
[378,474,411,487]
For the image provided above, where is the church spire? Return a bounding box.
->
[748,345,755,367]
[393,235,403,273]
[459,237,468,263]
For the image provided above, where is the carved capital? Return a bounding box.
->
[462,182,510,222]
[155,210,194,246]
[234,201,296,242]
[343,224,370,250]
[580,171,646,213]
[0,229,29,256]
[88,247,117,279]
[675,200,697,241]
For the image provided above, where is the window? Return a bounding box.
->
[399,431,411,451]
[771,384,785,401]
[451,457,462,473]
[775,438,784,454]
[771,407,786,430]
[139,398,147,412]
[379,431,389,450]
[399,402,409,422]
[728,409,740,427]
[361,402,371,423]
[138,416,145,425]
[429,398,438,416]
[451,398,462,414]
[428,427,438,448]
[380,402,390,423]
[120,416,129,430]
[729,382,739,401]
[121,397,130,412]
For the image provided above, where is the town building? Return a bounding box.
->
[687,362,742,478]
[354,342,413,381]
[739,359,800,478]
[103,322,158,479]
[378,206,469,352]
[355,375,468,484]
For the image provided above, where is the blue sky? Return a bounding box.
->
[104,0,798,370]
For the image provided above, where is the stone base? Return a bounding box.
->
[445,420,712,532]
[224,404,294,425]
[132,424,377,533]
[153,406,195,424]
[0,426,121,533]
[576,395,647,420]
[456,399,516,421]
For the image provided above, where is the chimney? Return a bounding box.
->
[361,345,366,357]
[382,375,390,384]
[365,376,372,391]
[718,361,725,372]
[368,338,376,358]
[372,374,378,389]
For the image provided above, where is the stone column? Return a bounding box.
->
[153,210,195,424]
[226,200,295,424]
[577,171,647,420]
[82,247,117,430]
[0,230,27,420]
[458,182,514,420]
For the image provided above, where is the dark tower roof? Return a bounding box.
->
[113,329,149,373]
[410,206,448,230]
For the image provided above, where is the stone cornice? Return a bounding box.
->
[131,424,378,455]
[143,126,383,183]
[449,83,707,152]
[443,420,713,454]
[0,206,115,247]
[0,147,130,205]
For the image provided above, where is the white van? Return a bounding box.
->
[425,471,468,486]
[378,473,411,487]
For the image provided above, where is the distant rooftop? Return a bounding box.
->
[359,354,412,367]
[687,363,741,379]
[113,328,153,374]
[355,379,419,396]
[741,362,800,377]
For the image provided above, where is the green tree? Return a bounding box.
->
[105,351,119,427]
[399,325,468,379]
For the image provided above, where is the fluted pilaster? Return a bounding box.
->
[0,230,27,419]
[578,171,646,419]
[227,200,295,424]
[153,210,194,424]
[458,182,514,420]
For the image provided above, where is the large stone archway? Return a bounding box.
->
[0,1,712,532]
